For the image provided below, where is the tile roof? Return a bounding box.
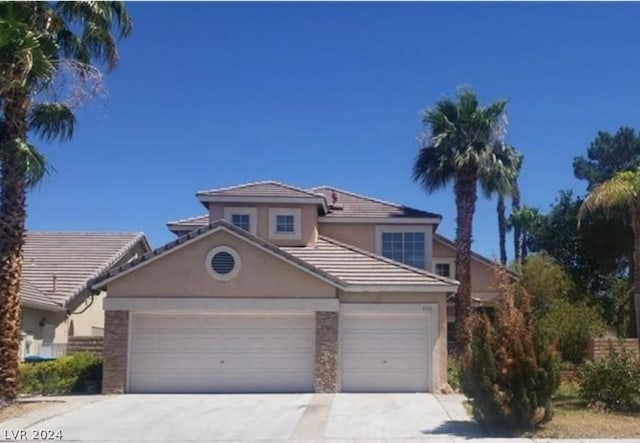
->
[310,186,441,219]
[20,280,63,312]
[166,214,209,232]
[22,232,149,310]
[94,220,457,292]
[197,180,326,200]
[283,237,457,289]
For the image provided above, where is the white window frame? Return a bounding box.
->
[223,207,257,235]
[375,225,432,270]
[269,208,302,240]
[432,258,456,279]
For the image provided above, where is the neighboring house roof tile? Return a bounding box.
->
[20,280,63,312]
[22,231,150,310]
[283,236,458,288]
[94,220,457,292]
[197,180,327,199]
[166,214,209,232]
[310,186,441,219]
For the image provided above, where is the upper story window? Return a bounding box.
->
[376,226,430,270]
[223,207,257,235]
[269,208,301,240]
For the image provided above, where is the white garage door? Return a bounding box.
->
[341,309,434,392]
[129,313,315,393]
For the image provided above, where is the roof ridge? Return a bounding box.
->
[167,214,209,225]
[311,185,424,212]
[26,231,145,236]
[317,235,459,286]
[22,279,62,306]
[197,180,326,199]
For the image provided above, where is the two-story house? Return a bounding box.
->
[94,181,504,395]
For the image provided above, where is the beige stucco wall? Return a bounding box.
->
[108,230,336,299]
[337,290,449,390]
[318,223,376,251]
[21,307,65,341]
[432,237,498,295]
[66,291,106,337]
[209,203,318,247]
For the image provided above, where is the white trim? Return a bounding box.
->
[375,225,433,271]
[223,207,257,235]
[340,303,435,314]
[432,258,456,279]
[104,297,339,313]
[205,246,242,281]
[93,226,345,291]
[345,284,457,293]
[320,216,441,224]
[269,208,302,240]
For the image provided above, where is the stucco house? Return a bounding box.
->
[20,231,150,359]
[93,181,507,394]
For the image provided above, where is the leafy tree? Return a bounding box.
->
[480,144,523,265]
[579,169,640,338]
[0,2,131,403]
[519,253,574,313]
[412,88,518,354]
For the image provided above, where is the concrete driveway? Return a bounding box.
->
[1,393,476,442]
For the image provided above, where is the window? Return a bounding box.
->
[381,231,426,269]
[205,246,241,281]
[435,263,451,278]
[231,214,251,232]
[276,215,295,233]
[269,208,302,240]
[223,207,257,235]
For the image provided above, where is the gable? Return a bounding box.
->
[107,230,337,299]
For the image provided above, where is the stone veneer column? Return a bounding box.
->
[102,310,129,394]
[314,311,339,393]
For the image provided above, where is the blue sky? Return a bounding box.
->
[27,2,640,260]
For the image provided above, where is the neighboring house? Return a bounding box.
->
[20,232,150,359]
[93,181,508,395]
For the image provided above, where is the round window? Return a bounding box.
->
[205,246,241,281]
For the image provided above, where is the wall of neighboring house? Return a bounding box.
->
[21,307,66,358]
[208,202,319,247]
[52,290,107,343]
[107,230,337,299]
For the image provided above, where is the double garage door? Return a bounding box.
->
[129,310,434,393]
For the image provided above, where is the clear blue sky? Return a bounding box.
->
[26,2,640,260]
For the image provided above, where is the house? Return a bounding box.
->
[20,231,150,359]
[93,181,506,394]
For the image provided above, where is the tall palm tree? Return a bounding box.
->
[480,143,522,265]
[412,88,515,354]
[579,168,640,337]
[508,206,543,263]
[0,2,131,403]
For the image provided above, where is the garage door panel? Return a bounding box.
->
[129,313,315,393]
[341,311,434,392]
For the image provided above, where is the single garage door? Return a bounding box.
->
[129,313,315,393]
[341,308,435,392]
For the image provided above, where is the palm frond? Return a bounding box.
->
[29,102,76,142]
[412,145,455,193]
[578,169,640,228]
[0,137,50,188]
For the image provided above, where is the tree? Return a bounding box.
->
[579,169,640,338]
[412,88,518,354]
[480,144,522,265]
[508,206,543,263]
[0,2,131,403]
[512,171,522,265]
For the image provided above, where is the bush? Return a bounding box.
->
[539,299,606,365]
[519,253,574,313]
[19,352,102,395]
[447,358,461,392]
[579,348,640,412]
[460,269,560,430]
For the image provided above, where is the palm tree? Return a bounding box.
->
[508,206,543,263]
[0,2,131,403]
[480,143,523,265]
[412,88,516,354]
[579,169,640,337]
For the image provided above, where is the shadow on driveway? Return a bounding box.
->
[423,420,486,438]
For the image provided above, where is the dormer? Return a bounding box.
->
[195,181,328,247]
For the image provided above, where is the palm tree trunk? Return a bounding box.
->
[497,195,507,265]
[0,90,29,403]
[630,210,640,338]
[512,180,521,265]
[522,233,528,261]
[453,167,478,355]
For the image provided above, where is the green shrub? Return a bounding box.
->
[540,299,606,365]
[19,352,102,395]
[447,358,461,392]
[460,269,560,430]
[579,348,640,412]
[519,253,574,313]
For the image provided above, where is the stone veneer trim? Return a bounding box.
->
[102,310,129,393]
[314,311,339,392]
